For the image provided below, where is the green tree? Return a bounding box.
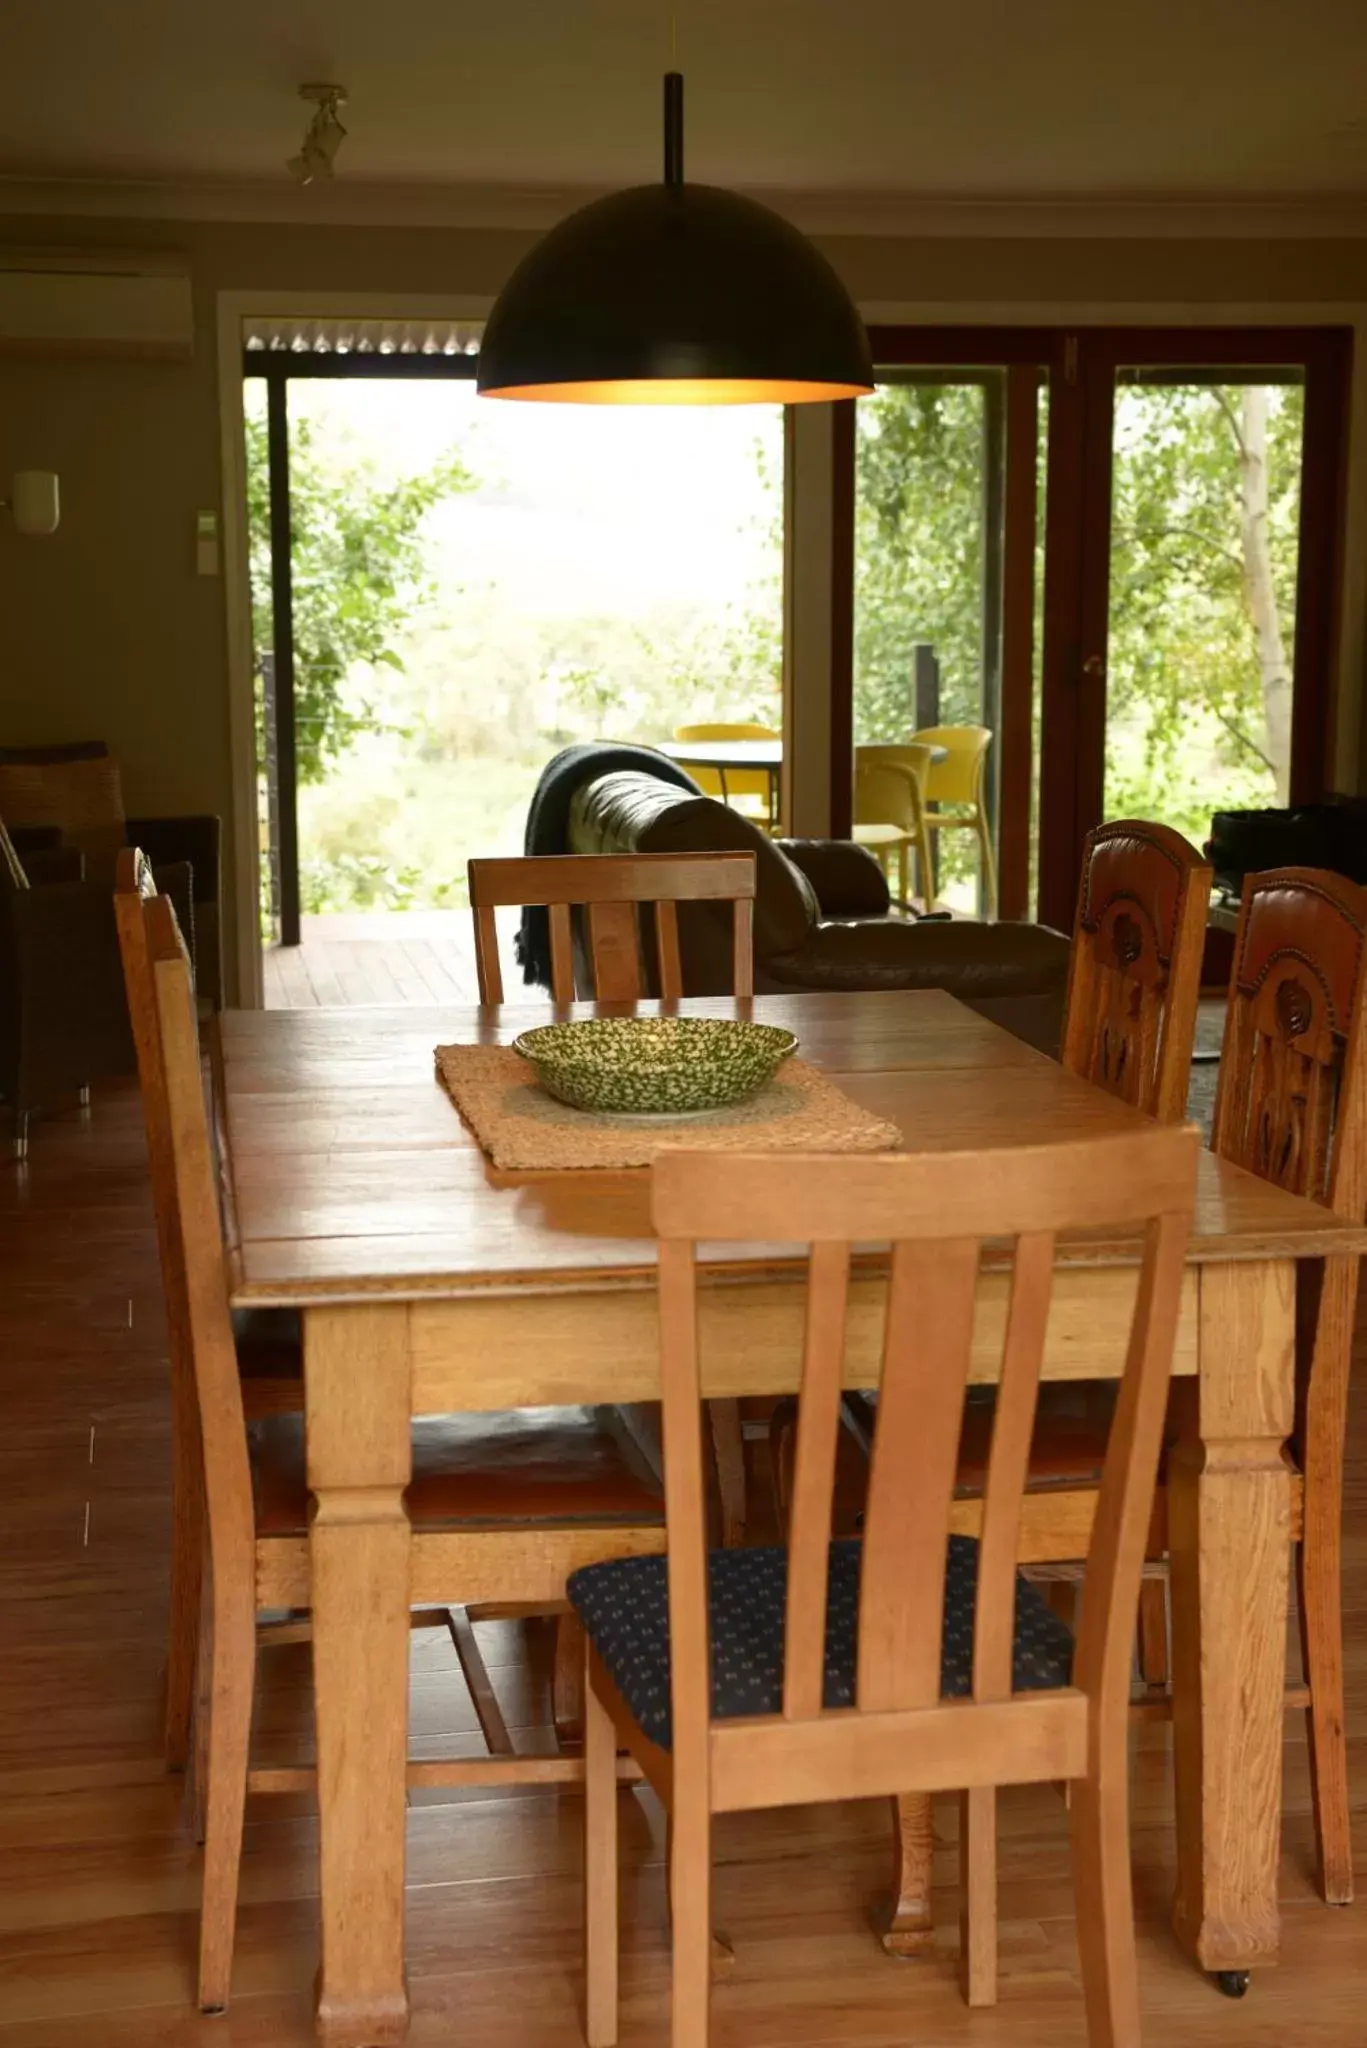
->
[849,377,1302,864]
[244,401,474,785]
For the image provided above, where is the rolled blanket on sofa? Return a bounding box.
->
[513,742,702,991]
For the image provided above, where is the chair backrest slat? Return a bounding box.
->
[1062,820,1211,1123]
[586,899,643,1003]
[858,1236,979,1713]
[1212,867,1367,1218]
[782,1239,850,1721]
[655,897,683,1001]
[548,901,576,1005]
[468,851,757,1005]
[972,1230,1055,1701]
[651,1127,1197,1754]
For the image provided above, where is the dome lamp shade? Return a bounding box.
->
[477,73,873,405]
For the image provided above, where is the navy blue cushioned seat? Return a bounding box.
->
[568,1535,1074,1751]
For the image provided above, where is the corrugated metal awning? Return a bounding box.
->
[242,315,483,359]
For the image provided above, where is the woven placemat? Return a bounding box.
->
[435,1043,901,1171]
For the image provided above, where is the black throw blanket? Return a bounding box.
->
[513,742,703,991]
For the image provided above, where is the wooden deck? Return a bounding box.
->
[2,1085,1366,2043]
[263,910,519,1008]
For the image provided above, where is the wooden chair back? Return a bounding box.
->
[114,848,191,1354]
[143,893,256,1591]
[1212,866,1367,1217]
[467,850,757,1006]
[650,1127,1197,1798]
[1061,819,1211,1122]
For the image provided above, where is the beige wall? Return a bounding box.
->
[1,211,1365,998]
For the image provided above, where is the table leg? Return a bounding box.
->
[307,1305,414,2047]
[1169,1260,1294,1976]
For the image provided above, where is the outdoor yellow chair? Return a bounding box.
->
[852,743,936,910]
[912,724,999,918]
[673,722,778,829]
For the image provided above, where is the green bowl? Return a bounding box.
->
[512,1016,798,1117]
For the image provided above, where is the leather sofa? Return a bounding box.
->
[566,769,1070,1052]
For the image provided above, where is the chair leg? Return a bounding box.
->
[1069,1762,1141,2048]
[197,1593,256,2016]
[1137,1580,1169,1689]
[11,1109,29,1162]
[768,1397,797,1534]
[583,1657,619,2048]
[708,1398,747,1548]
[1297,1253,1354,1904]
[917,826,935,910]
[165,1373,206,1770]
[977,814,999,920]
[670,1797,713,2048]
[881,1792,936,1955]
[554,1612,586,1750]
[1299,1530,1353,1903]
[959,1786,997,2007]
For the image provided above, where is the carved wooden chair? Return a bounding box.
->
[573,1127,1197,2045]
[1200,865,1367,1903]
[139,891,666,2012]
[1061,818,1213,1120]
[469,848,758,1547]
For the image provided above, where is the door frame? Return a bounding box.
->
[834,327,1059,907]
[1037,325,1353,930]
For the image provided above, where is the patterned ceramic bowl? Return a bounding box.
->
[512,1016,798,1116]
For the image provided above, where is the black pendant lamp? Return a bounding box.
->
[477,72,873,404]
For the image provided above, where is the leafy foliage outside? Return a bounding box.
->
[244,397,474,788]
[247,376,1303,921]
[851,377,1301,895]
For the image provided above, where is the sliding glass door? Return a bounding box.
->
[1036,327,1350,930]
[839,326,1351,932]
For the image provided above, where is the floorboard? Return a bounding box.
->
[1,1085,1365,2043]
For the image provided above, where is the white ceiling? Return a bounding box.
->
[2,0,1366,211]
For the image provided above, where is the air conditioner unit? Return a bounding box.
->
[0,248,194,359]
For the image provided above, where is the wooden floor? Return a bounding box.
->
[263,911,503,1008]
[3,1088,1367,2046]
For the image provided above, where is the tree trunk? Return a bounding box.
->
[1238,386,1292,803]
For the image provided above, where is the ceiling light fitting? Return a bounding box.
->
[477,71,872,406]
[287,83,348,186]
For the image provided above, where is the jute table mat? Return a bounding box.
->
[435,1043,901,1171]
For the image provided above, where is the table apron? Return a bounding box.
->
[341,1263,1208,1413]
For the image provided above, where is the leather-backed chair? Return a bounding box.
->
[566,769,1070,1052]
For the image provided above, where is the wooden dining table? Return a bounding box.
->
[219,986,1367,2047]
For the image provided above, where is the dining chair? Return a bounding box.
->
[114,847,302,1769]
[573,1125,1198,2046]
[782,817,1211,1951]
[469,848,759,1546]
[909,725,998,918]
[673,721,778,827]
[852,743,936,909]
[1061,818,1213,1123]
[1202,865,1367,1902]
[139,890,667,2012]
[469,848,756,1008]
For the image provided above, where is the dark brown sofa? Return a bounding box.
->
[566,769,1070,1051]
